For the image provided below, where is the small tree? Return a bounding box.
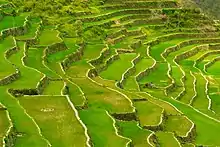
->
[59,23,76,37]
[75,20,83,37]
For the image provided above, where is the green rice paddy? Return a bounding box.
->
[0,0,220,146]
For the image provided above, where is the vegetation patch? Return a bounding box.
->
[0,0,220,146]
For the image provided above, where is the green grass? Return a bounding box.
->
[72,78,134,113]
[46,61,65,77]
[100,53,137,81]
[208,78,220,115]
[164,115,192,136]
[79,108,129,147]
[156,132,180,147]
[0,0,8,4]
[83,13,140,28]
[182,143,195,147]
[192,73,209,112]
[19,95,87,147]
[0,14,28,32]
[135,101,163,126]
[187,49,210,61]
[150,39,188,61]
[196,54,220,73]
[7,41,43,89]
[17,23,39,39]
[66,60,91,78]
[137,92,180,115]
[2,1,220,146]
[165,45,198,97]
[207,60,220,75]
[47,38,78,63]
[167,66,184,98]
[0,89,49,147]
[124,77,139,91]
[116,120,152,147]
[38,29,62,46]
[123,57,155,91]
[135,58,154,75]
[164,97,220,145]
[135,45,148,55]
[83,43,105,60]
[209,93,220,114]
[0,110,10,146]
[179,71,195,104]
[110,41,132,49]
[66,81,85,106]
[25,47,59,79]
[0,36,16,79]
[47,47,77,62]
[139,62,171,87]
[43,81,64,95]
[16,18,41,40]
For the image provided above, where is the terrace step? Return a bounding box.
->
[19,95,88,147]
[100,1,178,10]
[0,107,10,147]
[1,0,220,146]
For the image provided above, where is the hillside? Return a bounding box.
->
[0,0,220,147]
[192,0,220,20]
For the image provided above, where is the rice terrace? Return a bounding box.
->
[1,0,220,146]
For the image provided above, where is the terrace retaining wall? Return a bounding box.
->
[36,76,50,94]
[62,83,88,110]
[8,88,38,97]
[205,57,220,71]
[117,54,141,89]
[143,110,168,132]
[196,50,220,64]
[174,45,209,64]
[0,70,20,86]
[136,62,157,82]
[145,33,219,47]
[102,1,177,10]
[135,34,218,86]
[130,40,142,50]
[162,38,220,93]
[117,49,135,54]
[5,46,18,59]
[61,43,85,71]
[19,22,43,46]
[148,133,160,147]
[88,49,120,78]
[4,127,18,147]
[44,41,67,56]
[111,112,137,121]
[175,124,197,144]
[89,48,110,66]
[0,16,30,41]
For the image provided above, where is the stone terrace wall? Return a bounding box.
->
[117,54,141,89]
[44,41,67,56]
[4,127,18,147]
[111,112,137,121]
[87,50,120,78]
[8,88,38,97]
[205,56,220,70]
[61,43,85,71]
[89,48,110,66]
[174,45,209,63]
[18,22,43,46]
[0,70,20,86]
[143,110,168,132]
[0,16,30,41]
[36,76,50,94]
[175,124,197,144]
